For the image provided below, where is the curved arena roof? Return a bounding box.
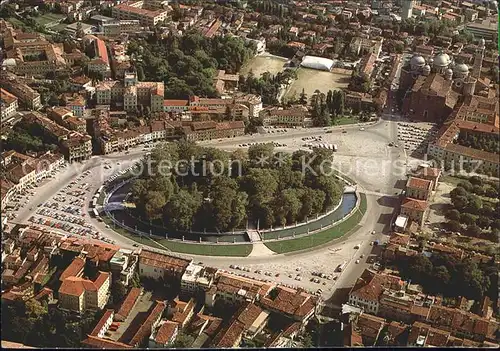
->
[300,56,335,71]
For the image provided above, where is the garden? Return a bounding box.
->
[444,176,500,243]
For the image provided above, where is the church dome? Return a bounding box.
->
[423,65,431,74]
[454,63,469,73]
[433,53,450,67]
[410,55,426,67]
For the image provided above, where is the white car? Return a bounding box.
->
[359,127,365,131]
[355,259,360,264]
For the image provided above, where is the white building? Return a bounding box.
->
[300,56,335,71]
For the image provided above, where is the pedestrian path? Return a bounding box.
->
[248,242,276,257]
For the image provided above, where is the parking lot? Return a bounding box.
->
[2,163,68,223]
[26,169,102,240]
[397,122,439,157]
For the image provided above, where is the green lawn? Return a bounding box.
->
[34,13,65,26]
[6,17,24,28]
[155,238,253,257]
[332,115,359,126]
[101,216,166,250]
[102,214,252,256]
[264,193,367,254]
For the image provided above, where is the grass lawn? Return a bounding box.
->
[102,214,252,256]
[264,193,367,254]
[333,115,359,126]
[101,216,166,250]
[34,13,65,26]
[6,17,24,28]
[155,238,253,257]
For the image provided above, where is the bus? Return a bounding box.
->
[336,261,347,272]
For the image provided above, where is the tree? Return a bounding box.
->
[490,219,500,230]
[247,143,274,167]
[451,195,468,210]
[447,220,461,233]
[457,181,473,192]
[299,88,308,105]
[469,175,483,186]
[208,177,248,232]
[144,191,167,220]
[408,255,433,282]
[164,189,202,231]
[459,213,476,226]
[466,196,482,214]
[445,209,460,221]
[302,333,313,348]
[111,281,128,306]
[450,186,468,199]
[476,216,490,229]
[466,224,482,237]
[170,332,195,348]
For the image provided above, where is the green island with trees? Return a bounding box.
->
[130,141,344,233]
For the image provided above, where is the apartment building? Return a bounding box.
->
[112,0,169,27]
[65,94,87,117]
[405,177,433,201]
[102,20,141,37]
[96,72,164,112]
[109,249,138,285]
[1,150,64,191]
[347,269,405,315]
[128,301,167,347]
[149,321,179,348]
[180,262,216,295]
[58,271,111,314]
[182,121,245,142]
[61,133,93,162]
[205,272,275,307]
[259,286,317,324]
[0,88,18,122]
[260,107,309,127]
[0,79,41,110]
[138,249,192,281]
[350,37,383,58]
[87,37,111,78]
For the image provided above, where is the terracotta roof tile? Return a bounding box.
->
[401,197,428,211]
[90,309,114,336]
[211,320,245,348]
[154,321,178,345]
[407,177,432,191]
[115,287,142,322]
[59,257,85,282]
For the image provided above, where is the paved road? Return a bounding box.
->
[7,111,405,299]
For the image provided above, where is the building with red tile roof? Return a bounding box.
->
[355,313,386,346]
[138,250,191,280]
[59,271,110,313]
[59,256,86,282]
[400,197,429,228]
[259,286,317,323]
[81,335,132,349]
[211,319,246,348]
[90,309,115,338]
[149,321,179,348]
[127,301,166,347]
[115,287,142,322]
[205,272,275,307]
[348,269,404,315]
[406,177,433,200]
